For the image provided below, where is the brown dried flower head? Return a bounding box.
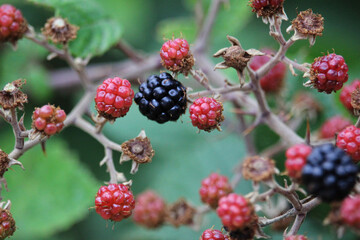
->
[0,79,27,110]
[42,17,79,44]
[165,198,196,228]
[287,9,324,46]
[0,150,9,178]
[351,87,360,115]
[249,0,287,25]
[214,35,264,85]
[227,225,257,240]
[120,130,155,174]
[242,156,275,182]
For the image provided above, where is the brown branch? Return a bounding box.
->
[115,40,144,62]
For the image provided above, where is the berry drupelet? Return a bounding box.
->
[95,184,135,222]
[95,77,134,120]
[302,144,359,202]
[199,173,232,209]
[32,104,66,136]
[309,53,348,93]
[200,229,229,240]
[189,97,224,132]
[132,191,166,229]
[249,49,287,93]
[339,79,360,113]
[0,4,28,43]
[336,125,360,163]
[319,115,351,139]
[134,73,187,124]
[285,144,312,179]
[285,235,308,240]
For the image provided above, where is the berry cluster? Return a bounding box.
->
[0,209,15,239]
[309,53,349,93]
[200,229,229,240]
[340,195,360,229]
[0,4,27,43]
[199,173,232,209]
[216,193,257,231]
[302,144,358,202]
[336,125,360,163]
[189,97,224,132]
[134,73,187,123]
[95,77,134,120]
[285,144,312,179]
[132,191,166,228]
[32,104,66,136]
[285,235,308,240]
[95,184,135,222]
[319,115,351,139]
[339,79,360,113]
[249,49,287,93]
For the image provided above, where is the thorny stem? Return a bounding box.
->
[287,213,306,236]
[104,147,119,184]
[10,108,24,149]
[115,40,143,62]
[188,82,252,99]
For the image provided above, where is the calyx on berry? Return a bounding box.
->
[165,198,196,228]
[42,17,79,44]
[249,0,287,24]
[242,156,276,182]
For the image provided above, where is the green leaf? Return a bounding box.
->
[156,17,197,43]
[1,138,99,239]
[28,0,122,57]
[0,40,51,102]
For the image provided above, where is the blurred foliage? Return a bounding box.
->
[0,0,359,239]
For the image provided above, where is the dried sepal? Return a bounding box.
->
[351,87,360,116]
[165,198,196,228]
[42,17,79,44]
[287,9,324,46]
[213,35,264,85]
[242,156,275,182]
[0,79,28,110]
[120,130,155,174]
[0,150,9,178]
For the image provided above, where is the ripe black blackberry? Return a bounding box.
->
[134,73,187,123]
[302,144,359,202]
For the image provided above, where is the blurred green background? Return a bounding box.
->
[0,0,359,239]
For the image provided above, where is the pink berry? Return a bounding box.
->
[189,97,224,132]
[336,125,360,163]
[339,79,360,113]
[216,193,257,231]
[133,191,166,228]
[285,235,308,240]
[319,116,351,139]
[199,173,232,208]
[285,144,312,178]
[95,77,134,120]
[200,229,229,240]
[249,49,287,93]
[95,184,135,222]
[0,4,27,43]
[340,195,360,229]
[310,53,349,93]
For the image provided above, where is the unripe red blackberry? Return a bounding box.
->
[95,183,135,222]
[308,53,349,93]
[32,104,66,136]
[133,191,166,229]
[216,193,257,231]
[319,116,351,139]
[285,235,308,240]
[285,144,312,179]
[189,97,224,132]
[336,125,360,163]
[0,209,16,239]
[250,0,285,18]
[339,79,360,113]
[200,229,229,240]
[0,4,28,43]
[160,38,194,75]
[249,49,287,93]
[95,77,134,120]
[199,173,233,209]
[340,195,360,229]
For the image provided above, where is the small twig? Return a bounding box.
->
[355,116,360,128]
[9,108,24,149]
[115,40,143,62]
[104,147,118,184]
[286,213,306,236]
[188,83,252,99]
